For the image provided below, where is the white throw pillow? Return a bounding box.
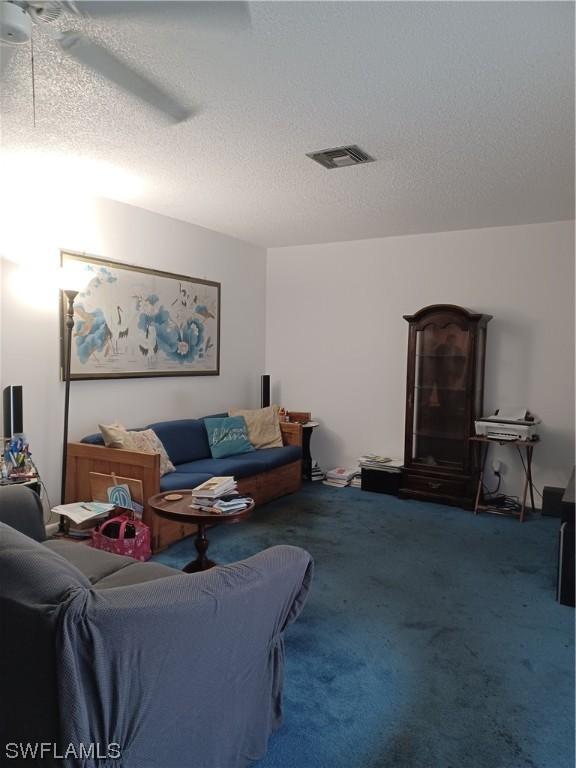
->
[98,423,175,476]
[227,405,283,449]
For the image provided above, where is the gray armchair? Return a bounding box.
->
[0,485,313,768]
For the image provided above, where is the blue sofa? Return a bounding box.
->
[67,415,303,551]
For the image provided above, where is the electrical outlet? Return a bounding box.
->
[491,459,501,474]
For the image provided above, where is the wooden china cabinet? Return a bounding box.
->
[400,304,492,508]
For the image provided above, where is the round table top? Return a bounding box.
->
[148,490,255,525]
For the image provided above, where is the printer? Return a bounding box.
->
[475,407,540,441]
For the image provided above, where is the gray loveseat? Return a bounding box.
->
[0,485,313,768]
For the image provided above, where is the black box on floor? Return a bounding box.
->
[361,468,403,495]
[542,486,565,517]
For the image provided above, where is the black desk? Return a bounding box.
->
[470,436,538,522]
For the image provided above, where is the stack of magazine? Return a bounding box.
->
[323,467,359,488]
[311,460,325,482]
[358,454,391,470]
[359,455,403,473]
[191,477,252,514]
[51,501,115,538]
[350,473,362,488]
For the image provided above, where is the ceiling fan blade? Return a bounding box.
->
[56,31,191,122]
[70,1,251,31]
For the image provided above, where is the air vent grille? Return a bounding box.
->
[307,144,375,170]
[29,3,63,24]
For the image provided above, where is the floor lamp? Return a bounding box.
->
[60,289,78,514]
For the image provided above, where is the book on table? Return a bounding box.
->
[192,476,237,498]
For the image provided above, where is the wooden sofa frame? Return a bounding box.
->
[66,422,303,552]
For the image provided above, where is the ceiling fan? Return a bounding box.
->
[0,1,251,122]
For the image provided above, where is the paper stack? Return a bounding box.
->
[191,492,253,515]
[191,477,252,514]
[350,473,362,488]
[51,501,115,538]
[51,501,115,524]
[310,460,325,482]
[358,454,392,470]
[323,467,358,488]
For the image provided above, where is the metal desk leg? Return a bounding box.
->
[526,444,536,514]
[520,455,530,523]
[474,442,490,514]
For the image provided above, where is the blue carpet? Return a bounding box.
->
[155,484,574,768]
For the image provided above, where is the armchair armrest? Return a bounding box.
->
[0,485,45,541]
[66,442,160,504]
[65,442,172,550]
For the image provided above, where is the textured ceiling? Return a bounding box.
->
[1,1,574,247]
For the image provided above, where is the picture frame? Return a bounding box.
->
[60,250,220,380]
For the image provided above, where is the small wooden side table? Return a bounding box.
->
[149,490,255,572]
[300,422,319,480]
[285,411,318,481]
[469,436,538,522]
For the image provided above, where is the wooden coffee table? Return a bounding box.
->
[149,490,255,573]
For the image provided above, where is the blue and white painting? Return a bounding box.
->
[62,252,220,379]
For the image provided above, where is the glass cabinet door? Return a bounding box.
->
[412,323,470,468]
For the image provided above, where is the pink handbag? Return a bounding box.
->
[91,514,151,561]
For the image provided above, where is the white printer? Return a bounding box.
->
[475,408,540,441]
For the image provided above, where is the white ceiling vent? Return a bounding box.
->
[306,145,375,170]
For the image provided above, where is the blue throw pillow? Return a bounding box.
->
[204,416,255,459]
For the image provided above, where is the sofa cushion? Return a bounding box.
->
[159,471,214,492]
[228,405,283,449]
[204,416,255,459]
[227,445,302,471]
[175,457,265,479]
[81,416,226,455]
[99,424,175,476]
[147,419,211,465]
[81,432,105,446]
[94,561,181,589]
[45,539,135,584]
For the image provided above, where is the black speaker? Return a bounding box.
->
[261,375,270,408]
[3,385,23,439]
[542,486,564,517]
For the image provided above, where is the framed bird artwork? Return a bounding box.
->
[60,250,220,379]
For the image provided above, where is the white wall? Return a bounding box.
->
[266,221,575,502]
[0,197,266,504]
